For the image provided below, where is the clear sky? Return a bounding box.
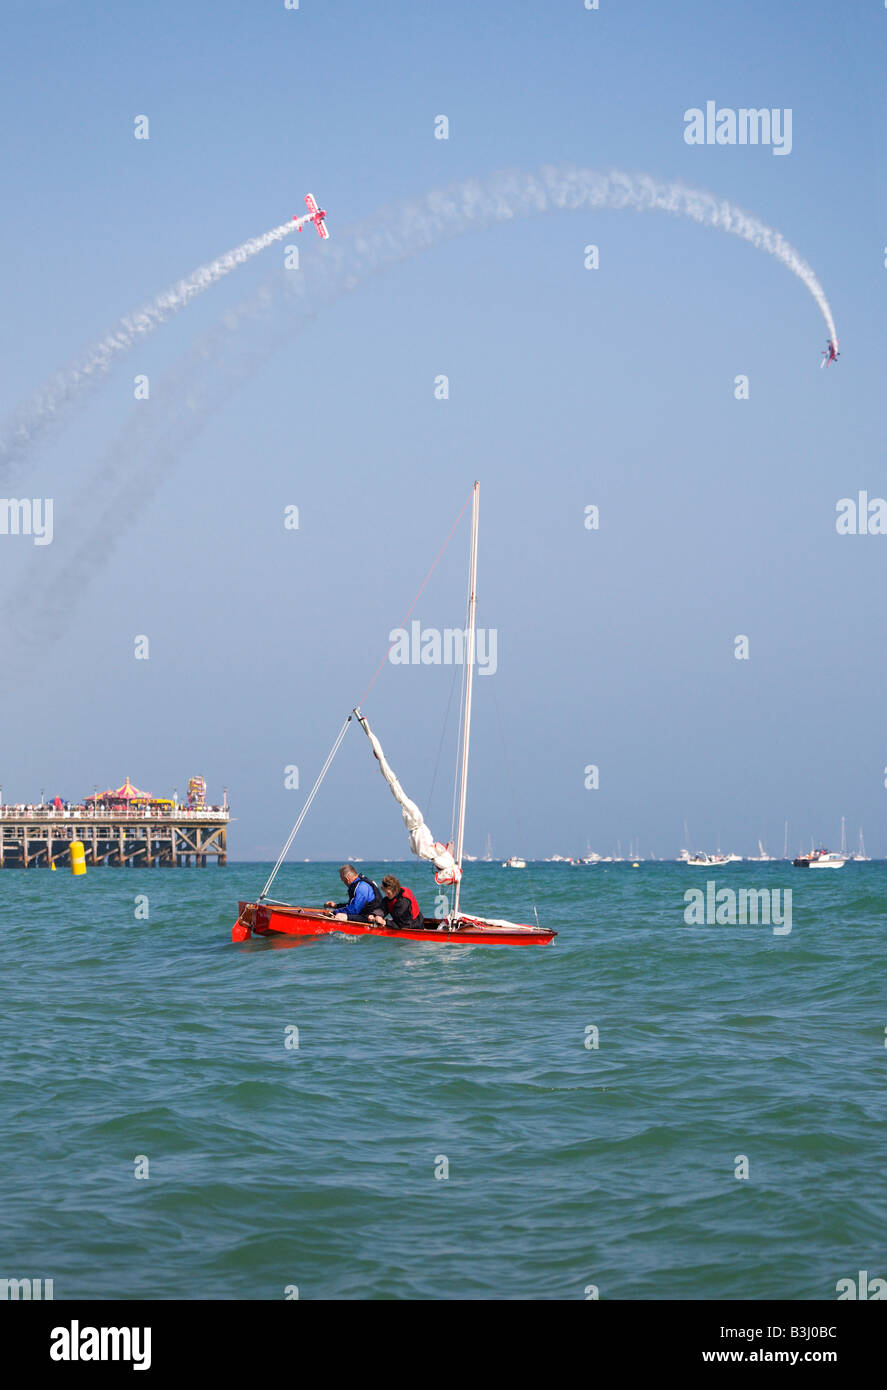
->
[0,0,884,860]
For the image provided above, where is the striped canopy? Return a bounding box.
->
[110,777,149,800]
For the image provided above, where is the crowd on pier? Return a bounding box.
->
[0,778,227,820]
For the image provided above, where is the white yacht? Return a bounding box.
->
[794,848,844,869]
[809,851,845,869]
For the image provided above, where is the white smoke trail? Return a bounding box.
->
[0,167,836,487]
[331,166,837,343]
[2,164,837,679]
[0,219,293,479]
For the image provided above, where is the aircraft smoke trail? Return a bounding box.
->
[0,167,837,488]
[0,219,294,481]
[2,164,837,679]
[334,165,837,342]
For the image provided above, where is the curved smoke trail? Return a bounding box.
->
[0,165,837,486]
[2,164,838,678]
[334,166,837,343]
[0,220,294,480]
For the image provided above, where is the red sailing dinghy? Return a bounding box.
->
[233,483,555,947]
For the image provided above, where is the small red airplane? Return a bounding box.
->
[820,338,839,368]
[293,193,329,239]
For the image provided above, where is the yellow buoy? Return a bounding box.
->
[50,859,57,872]
[70,840,87,876]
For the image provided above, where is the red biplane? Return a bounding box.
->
[294,192,329,239]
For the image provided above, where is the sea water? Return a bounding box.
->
[1,861,884,1300]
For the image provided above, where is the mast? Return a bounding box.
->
[452,481,479,920]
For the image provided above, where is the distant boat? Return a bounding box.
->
[747,840,773,862]
[482,834,493,862]
[853,829,870,862]
[502,855,527,869]
[793,848,844,869]
[684,851,730,867]
[809,851,844,869]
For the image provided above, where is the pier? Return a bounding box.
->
[0,776,229,867]
[0,806,229,868]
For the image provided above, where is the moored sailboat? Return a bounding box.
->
[233,484,555,947]
[853,828,870,862]
[747,839,774,862]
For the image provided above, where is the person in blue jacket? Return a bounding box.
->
[325,864,384,922]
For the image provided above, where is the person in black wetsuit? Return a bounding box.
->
[371,874,425,930]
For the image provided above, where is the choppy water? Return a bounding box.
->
[1,860,884,1300]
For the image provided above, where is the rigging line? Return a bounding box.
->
[356,486,475,708]
[425,656,461,816]
[488,650,541,928]
[426,665,459,919]
[449,535,473,850]
[447,560,473,913]
[443,538,473,918]
[258,713,353,901]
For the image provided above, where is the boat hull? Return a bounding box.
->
[236,901,556,946]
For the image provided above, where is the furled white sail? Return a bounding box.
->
[354,709,461,883]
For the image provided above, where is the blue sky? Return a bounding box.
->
[0,0,884,860]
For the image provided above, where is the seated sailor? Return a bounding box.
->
[325,864,384,922]
[370,874,425,930]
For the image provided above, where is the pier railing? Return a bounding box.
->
[0,805,230,866]
[0,805,229,821]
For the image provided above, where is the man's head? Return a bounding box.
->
[381,874,401,898]
[339,864,358,885]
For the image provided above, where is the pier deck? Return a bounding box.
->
[0,808,229,867]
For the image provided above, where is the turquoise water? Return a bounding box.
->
[1,860,885,1300]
